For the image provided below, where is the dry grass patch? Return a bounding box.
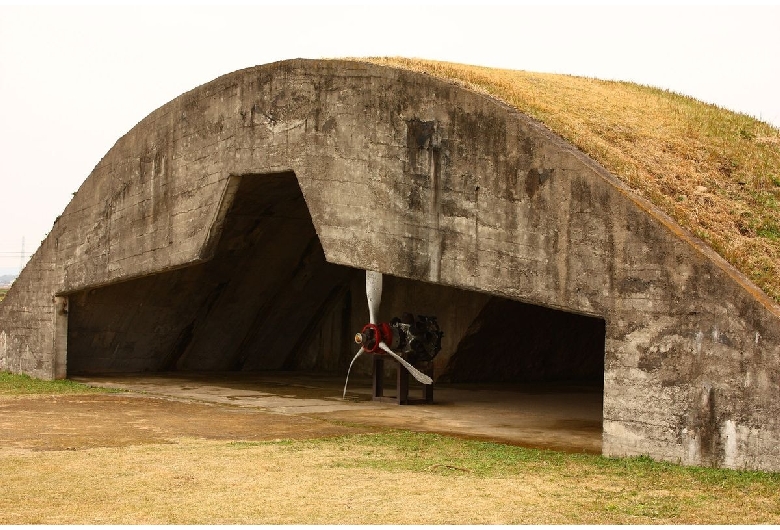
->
[361,58,780,303]
[2,432,779,524]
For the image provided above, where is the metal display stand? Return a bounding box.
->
[372,355,433,405]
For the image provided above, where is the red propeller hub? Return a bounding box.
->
[358,322,393,353]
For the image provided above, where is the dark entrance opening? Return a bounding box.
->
[66,171,604,450]
[441,298,606,385]
[67,172,359,375]
[348,273,605,393]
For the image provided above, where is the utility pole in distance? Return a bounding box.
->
[19,237,25,273]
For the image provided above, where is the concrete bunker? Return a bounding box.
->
[67,171,606,397]
[3,59,779,470]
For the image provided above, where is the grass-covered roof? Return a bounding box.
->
[363,58,780,304]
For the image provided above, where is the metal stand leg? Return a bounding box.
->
[372,354,434,405]
[398,366,409,405]
[423,366,434,403]
[372,356,384,400]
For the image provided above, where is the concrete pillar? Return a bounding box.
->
[53,296,68,379]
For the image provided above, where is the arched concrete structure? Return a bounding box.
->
[0,59,778,471]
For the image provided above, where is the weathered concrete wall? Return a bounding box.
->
[0,59,778,470]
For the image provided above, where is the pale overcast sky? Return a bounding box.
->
[1,2,779,274]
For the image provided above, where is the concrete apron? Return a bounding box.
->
[72,372,603,454]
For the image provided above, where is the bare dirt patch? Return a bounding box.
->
[0,393,374,451]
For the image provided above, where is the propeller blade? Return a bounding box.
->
[379,342,433,385]
[366,270,382,324]
[342,347,365,399]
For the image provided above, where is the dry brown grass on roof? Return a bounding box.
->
[362,57,780,304]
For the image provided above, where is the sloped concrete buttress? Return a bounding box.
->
[0,59,778,471]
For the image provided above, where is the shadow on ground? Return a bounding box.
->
[18,372,608,454]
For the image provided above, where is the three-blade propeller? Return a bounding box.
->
[342,270,433,399]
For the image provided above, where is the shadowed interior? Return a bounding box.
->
[441,298,606,384]
[67,172,605,387]
[68,172,357,374]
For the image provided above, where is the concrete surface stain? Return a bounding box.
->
[49,372,605,454]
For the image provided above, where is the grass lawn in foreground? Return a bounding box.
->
[0,372,778,524]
